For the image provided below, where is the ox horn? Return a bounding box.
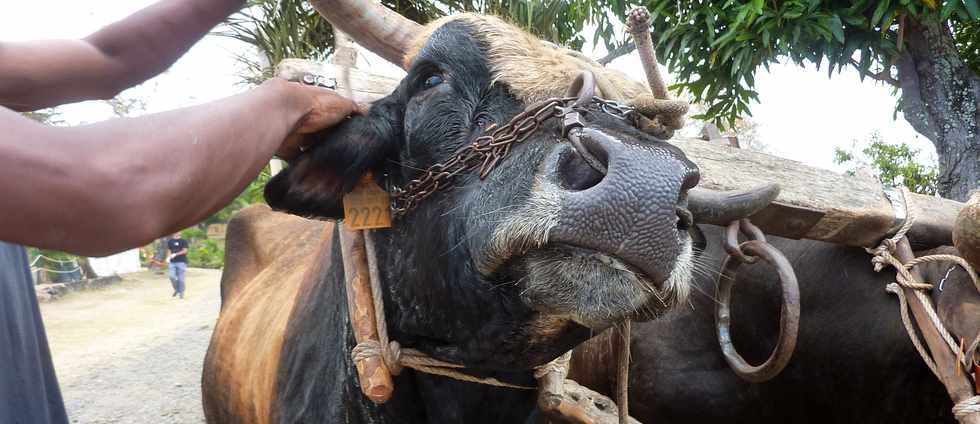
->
[688,184,781,225]
[309,0,422,69]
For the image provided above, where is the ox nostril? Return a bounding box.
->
[556,144,608,191]
[676,206,693,231]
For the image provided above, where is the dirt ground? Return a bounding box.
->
[41,268,222,424]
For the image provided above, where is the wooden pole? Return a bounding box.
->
[894,239,980,424]
[337,227,395,403]
[672,137,963,248]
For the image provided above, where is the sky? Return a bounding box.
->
[1,0,937,171]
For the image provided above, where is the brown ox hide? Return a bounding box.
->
[202,205,330,424]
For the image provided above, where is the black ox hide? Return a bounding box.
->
[260,18,697,424]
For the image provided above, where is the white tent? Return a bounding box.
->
[88,249,141,276]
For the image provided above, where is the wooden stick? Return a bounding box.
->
[332,29,395,405]
[337,226,395,403]
[895,239,980,424]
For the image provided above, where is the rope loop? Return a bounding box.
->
[953,395,980,419]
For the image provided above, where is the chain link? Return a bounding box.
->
[389,97,635,219]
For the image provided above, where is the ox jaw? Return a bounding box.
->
[480,175,695,330]
[517,240,693,329]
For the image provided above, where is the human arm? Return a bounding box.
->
[169,246,189,260]
[0,79,356,256]
[0,0,244,111]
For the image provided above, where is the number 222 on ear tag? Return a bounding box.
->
[342,174,392,230]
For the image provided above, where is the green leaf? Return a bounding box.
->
[965,0,980,19]
[711,27,738,47]
[871,0,890,27]
[829,14,846,43]
[941,0,960,20]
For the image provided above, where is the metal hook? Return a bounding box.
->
[565,71,596,108]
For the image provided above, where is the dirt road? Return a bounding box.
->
[41,268,222,424]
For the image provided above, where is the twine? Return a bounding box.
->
[866,187,980,419]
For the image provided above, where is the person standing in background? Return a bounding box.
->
[166,233,189,299]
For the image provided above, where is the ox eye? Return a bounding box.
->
[423,74,444,89]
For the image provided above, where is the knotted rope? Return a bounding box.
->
[350,231,535,390]
[865,187,980,420]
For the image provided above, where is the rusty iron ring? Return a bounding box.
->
[723,219,766,264]
[715,239,801,383]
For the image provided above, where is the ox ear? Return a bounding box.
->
[265,103,401,219]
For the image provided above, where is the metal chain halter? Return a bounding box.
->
[389,73,636,219]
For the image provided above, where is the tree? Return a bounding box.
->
[223,0,978,201]
[834,132,938,195]
[637,0,979,201]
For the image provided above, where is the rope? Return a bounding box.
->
[616,320,631,424]
[954,396,980,419]
[866,187,980,419]
[533,351,571,380]
[885,283,940,378]
[353,231,535,390]
[30,255,78,267]
[31,266,82,274]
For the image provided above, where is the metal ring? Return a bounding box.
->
[723,221,757,264]
[715,240,801,383]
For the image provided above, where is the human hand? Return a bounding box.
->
[270,79,361,161]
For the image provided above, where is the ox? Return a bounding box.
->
[203,5,980,424]
[204,10,706,424]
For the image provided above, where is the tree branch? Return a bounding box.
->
[849,58,900,86]
[895,50,940,145]
[598,41,636,65]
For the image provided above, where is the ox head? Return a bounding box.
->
[265,12,699,369]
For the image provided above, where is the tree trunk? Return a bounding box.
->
[77,257,98,279]
[897,16,980,202]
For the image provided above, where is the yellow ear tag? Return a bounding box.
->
[342,173,392,230]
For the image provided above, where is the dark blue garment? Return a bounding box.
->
[0,242,68,424]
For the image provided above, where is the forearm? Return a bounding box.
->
[85,0,245,92]
[1,79,306,256]
[0,0,244,110]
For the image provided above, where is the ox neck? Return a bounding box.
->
[274,227,540,423]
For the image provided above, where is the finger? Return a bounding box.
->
[276,133,308,161]
[296,96,358,134]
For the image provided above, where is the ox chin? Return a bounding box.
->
[513,241,693,330]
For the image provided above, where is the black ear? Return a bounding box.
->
[265,99,401,219]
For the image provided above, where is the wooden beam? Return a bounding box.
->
[275,58,400,104]
[272,58,964,249]
[670,137,962,248]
